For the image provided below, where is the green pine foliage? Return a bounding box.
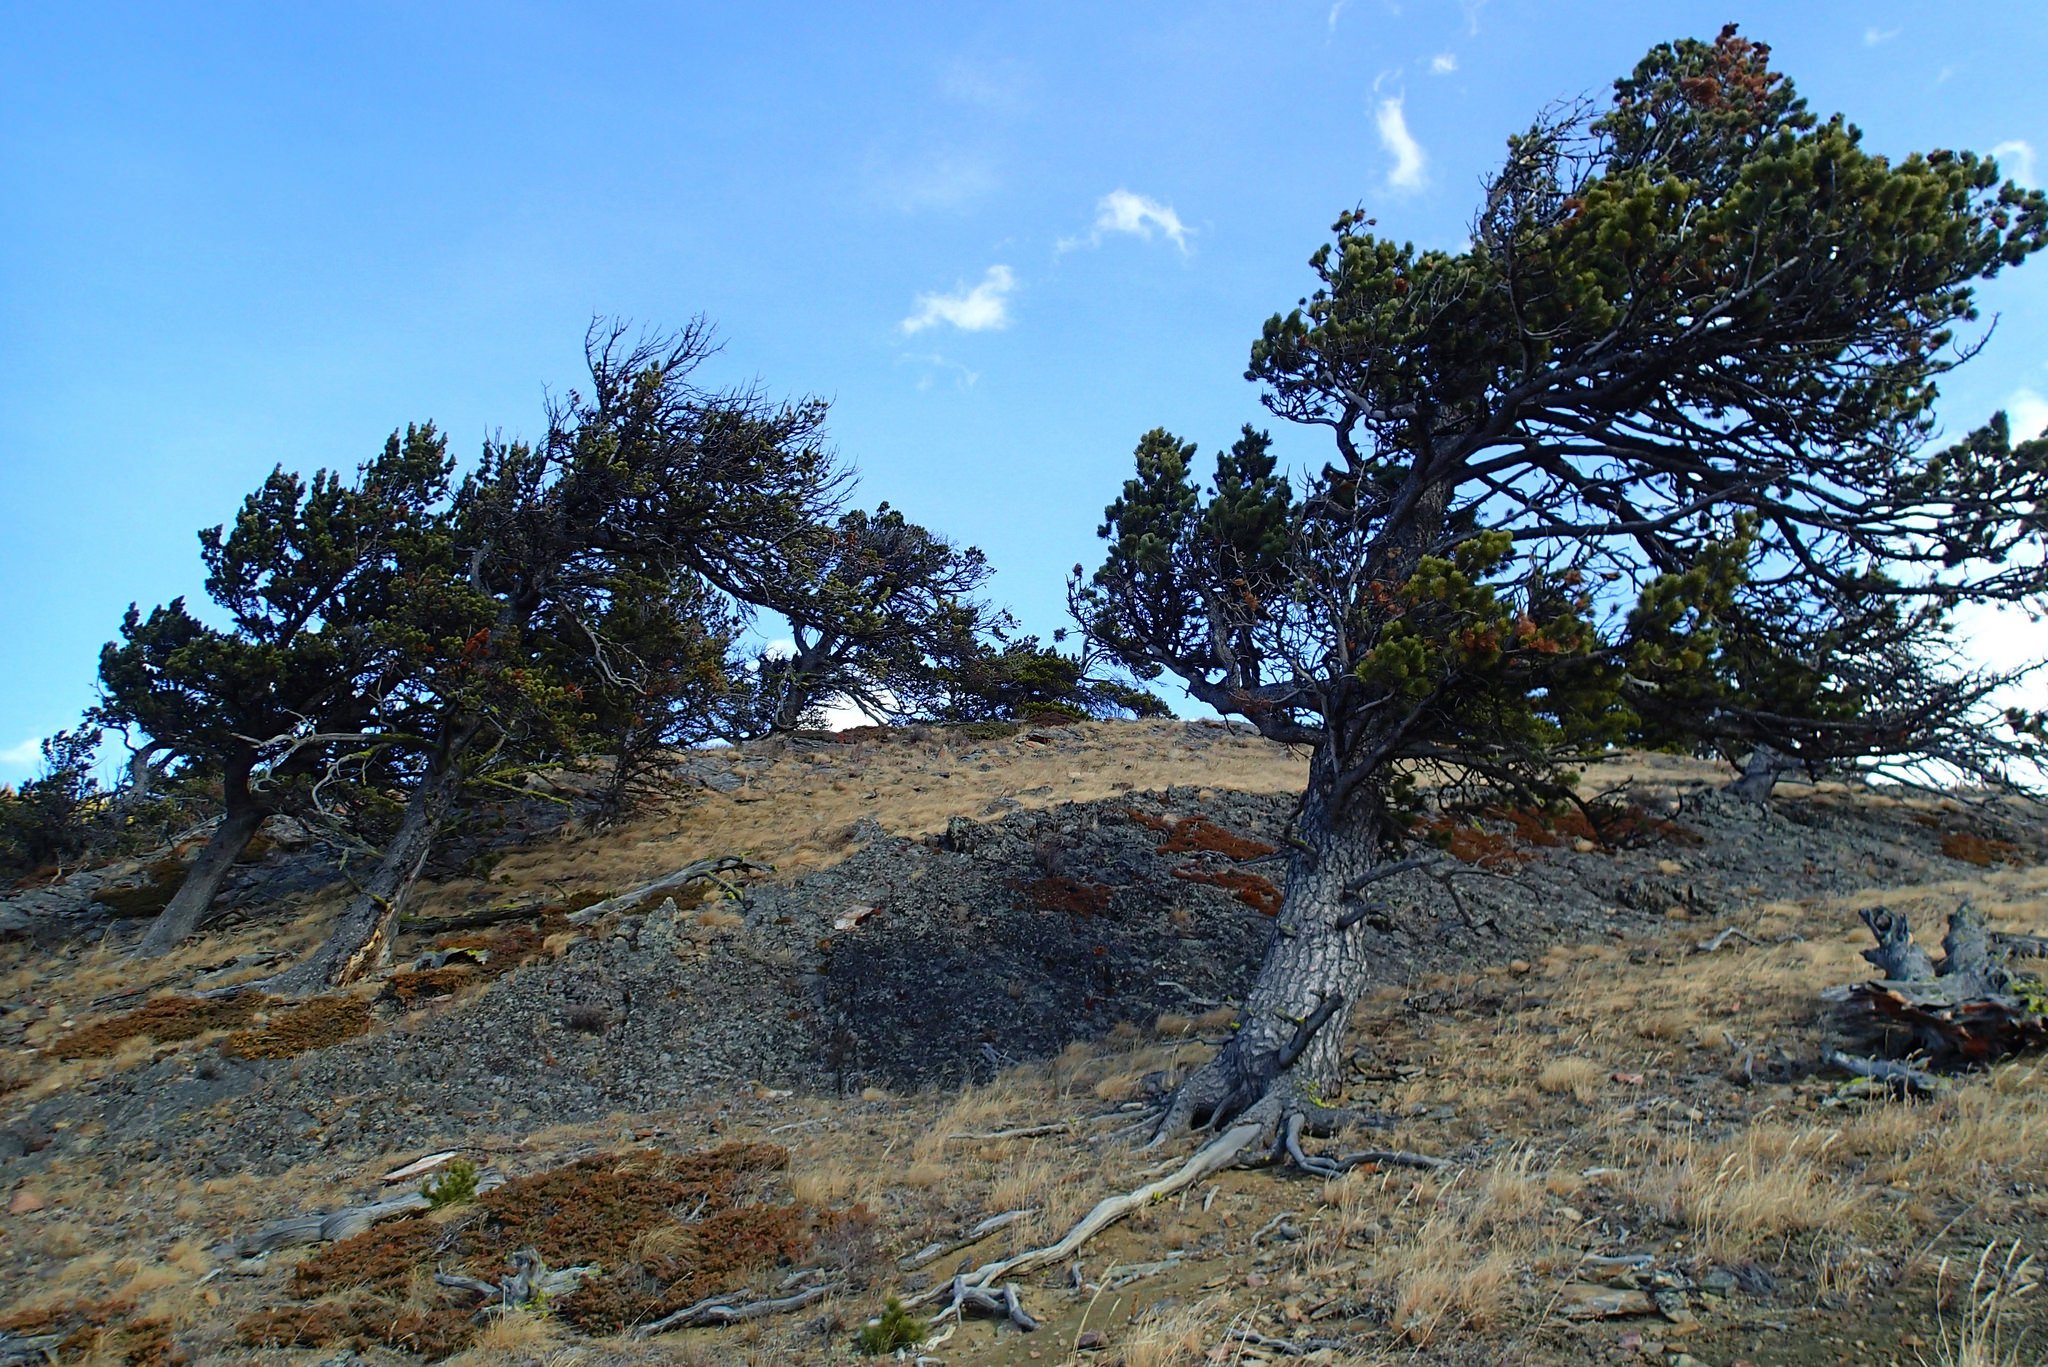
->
[1077,25,2048,819]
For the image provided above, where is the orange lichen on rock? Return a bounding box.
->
[1016,876,1115,916]
[224,995,374,1059]
[49,994,263,1058]
[1171,865,1283,915]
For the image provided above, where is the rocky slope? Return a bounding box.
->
[2,721,2045,1366]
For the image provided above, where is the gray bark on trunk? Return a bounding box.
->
[1726,745,1788,802]
[1152,751,1383,1150]
[266,751,465,995]
[132,805,266,959]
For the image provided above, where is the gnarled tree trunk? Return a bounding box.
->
[1152,752,1386,1157]
[1725,744,1791,802]
[134,808,266,958]
[266,742,468,995]
[134,760,266,959]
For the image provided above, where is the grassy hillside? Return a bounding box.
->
[2,720,2046,1365]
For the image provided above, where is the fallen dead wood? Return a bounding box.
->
[381,1150,461,1184]
[1992,931,2048,959]
[233,1171,505,1256]
[1225,1327,1350,1356]
[564,856,773,925]
[934,1277,1038,1332]
[898,1209,1034,1271]
[945,1123,1071,1143]
[435,1249,599,1317]
[1824,1048,1944,1096]
[637,1283,835,1335]
[399,904,556,934]
[1329,1146,1451,1172]
[1826,903,2048,1068]
[1696,925,1762,953]
[1100,1255,1184,1291]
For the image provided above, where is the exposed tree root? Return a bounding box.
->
[898,1209,1034,1272]
[946,1123,1072,1143]
[904,1115,1268,1309]
[933,1278,1039,1332]
[434,1249,599,1318]
[1226,1327,1352,1356]
[907,1079,1447,1326]
[636,1283,835,1335]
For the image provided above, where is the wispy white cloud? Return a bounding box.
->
[1375,96,1428,192]
[900,265,1016,334]
[2010,388,2048,442]
[1864,25,1900,45]
[0,737,41,770]
[1060,188,1192,256]
[1460,0,1486,35]
[900,352,981,391]
[1327,1,1349,34]
[1992,139,2038,187]
[940,58,1028,113]
[867,149,999,214]
[1429,52,1458,75]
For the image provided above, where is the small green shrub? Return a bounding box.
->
[855,1296,927,1354]
[422,1157,479,1209]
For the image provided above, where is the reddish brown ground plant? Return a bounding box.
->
[225,995,374,1059]
[1171,865,1283,915]
[0,1298,177,1365]
[1016,876,1115,915]
[48,995,263,1058]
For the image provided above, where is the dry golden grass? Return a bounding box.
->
[1638,1123,1861,1261]
[1110,1294,1237,1366]
[1532,1055,1605,1102]
[407,719,1311,925]
[13,738,2048,1366]
[1924,1241,2041,1367]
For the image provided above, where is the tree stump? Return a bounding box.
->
[1827,903,2048,1067]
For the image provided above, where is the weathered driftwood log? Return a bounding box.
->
[234,1171,505,1256]
[564,856,774,925]
[435,1249,599,1318]
[935,1277,1039,1332]
[637,1283,835,1335]
[1826,904,2048,1069]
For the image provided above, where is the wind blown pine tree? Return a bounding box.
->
[727,504,997,735]
[266,319,843,993]
[97,428,454,956]
[1073,27,2048,1165]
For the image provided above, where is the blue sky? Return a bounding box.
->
[3,2,2045,779]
